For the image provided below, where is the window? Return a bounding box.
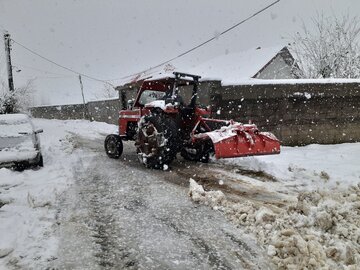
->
[138,90,166,105]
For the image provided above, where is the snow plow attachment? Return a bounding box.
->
[202,123,280,159]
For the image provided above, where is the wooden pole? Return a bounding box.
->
[4,32,14,92]
[78,75,88,120]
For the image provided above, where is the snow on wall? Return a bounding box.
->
[30,80,360,146]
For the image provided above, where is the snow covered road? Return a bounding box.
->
[1,119,359,269]
[0,119,270,269]
[52,134,270,270]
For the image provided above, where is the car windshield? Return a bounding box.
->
[138,90,166,105]
[0,114,34,150]
[0,118,33,137]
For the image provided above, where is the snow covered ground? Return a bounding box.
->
[190,145,360,269]
[0,119,116,269]
[221,143,360,191]
[0,118,359,269]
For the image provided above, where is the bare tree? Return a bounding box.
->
[94,83,117,100]
[291,13,360,78]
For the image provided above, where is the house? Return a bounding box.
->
[115,45,301,108]
[189,45,301,83]
[253,46,301,79]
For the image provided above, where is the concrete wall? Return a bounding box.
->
[210,82,360,145]
[29,82,360,146]
[30,98,121,125]
[30,103,86,121]
[87,99,121,124]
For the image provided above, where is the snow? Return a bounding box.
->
[188,46,285,81]
[203,123,239,143]
[0,119,117,269]
[0,114,33,137]
[189,143,360,269]
[221,143,360,190]
[1,118,359,269]
[0,114,39,163]
[0,145,38,163]
[144,100,166,109]
[221,77,360,86]
[0,114,30,124]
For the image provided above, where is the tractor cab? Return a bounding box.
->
[134,72,202,110]
[119,72,208,140]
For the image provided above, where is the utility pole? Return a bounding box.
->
[78,75,89,120]
[4,31,14,92]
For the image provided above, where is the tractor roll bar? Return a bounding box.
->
[173,72,201,108]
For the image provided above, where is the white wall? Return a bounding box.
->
[255,55,296,79]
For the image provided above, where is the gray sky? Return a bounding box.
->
[0,0,359,105]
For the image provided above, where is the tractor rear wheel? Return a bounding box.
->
[104,134,123,159]
[135,113,179,169]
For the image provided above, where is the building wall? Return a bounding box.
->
[255,55,296,79]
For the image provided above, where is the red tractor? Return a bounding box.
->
[104,72,280,169]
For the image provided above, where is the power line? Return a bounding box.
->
[110,0,281,82]
[16,75,74,80]
[11,38,114,86]
[13,63,75,77]
[8,0,280,87]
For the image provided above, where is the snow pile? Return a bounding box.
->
[188,178,225,210]
[189,179,360,269]
[220,143,360,190]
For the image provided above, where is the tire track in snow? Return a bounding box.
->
[52,134,272,269]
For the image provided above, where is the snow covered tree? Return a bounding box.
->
[291,14,360,78]
[0,79,35,114]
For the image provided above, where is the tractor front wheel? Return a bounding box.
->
[135,113,179,169]
[104,134,123,159]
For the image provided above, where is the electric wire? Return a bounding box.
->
[11,39,114,86]
[7,0,280,86]
[13,63,76,77]
[16,75,74,80]
[109,0,281,82]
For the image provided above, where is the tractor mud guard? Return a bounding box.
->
[202,124,280,159]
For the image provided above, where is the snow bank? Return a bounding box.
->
[188,178,225,210]
[189,179,360,269]
[219,143,360,191]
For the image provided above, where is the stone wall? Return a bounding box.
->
[30,103,86,121]
[29,81,360,146]
[87,99,121,124]
[210,82,360,145]
[30,98,121,125]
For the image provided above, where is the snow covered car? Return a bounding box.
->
[0,113,43,170]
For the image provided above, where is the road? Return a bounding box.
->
[51,135,273,270]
